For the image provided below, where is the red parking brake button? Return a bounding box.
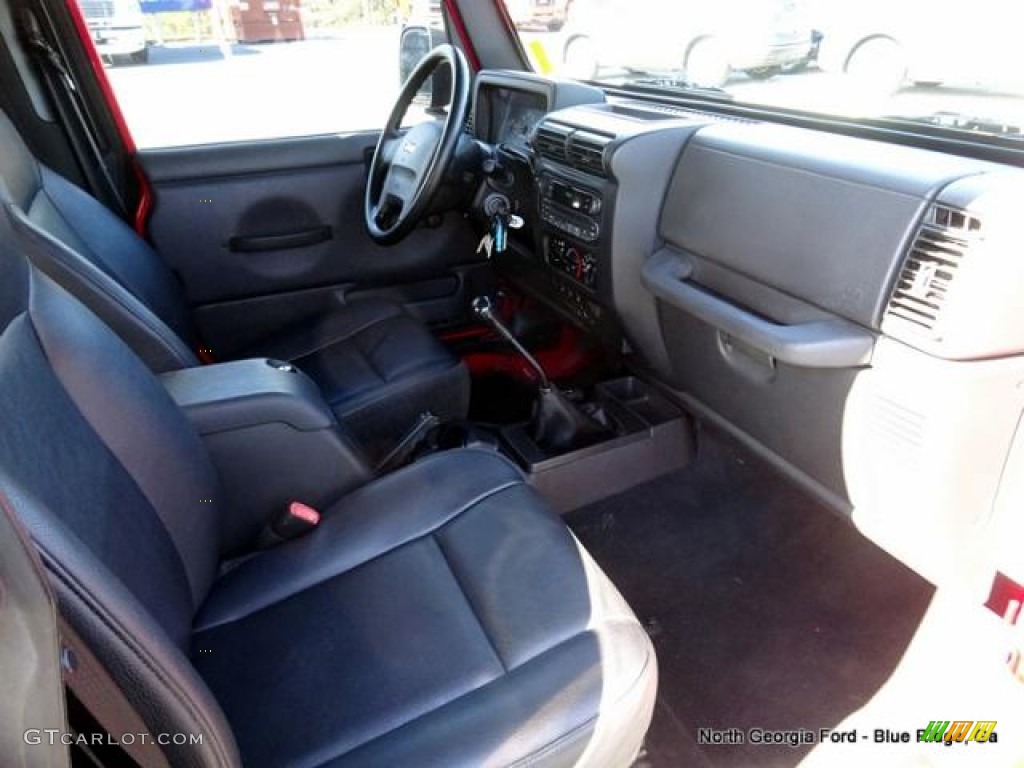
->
[288,501,320,527]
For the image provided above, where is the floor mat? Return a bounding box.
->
[566,426,935,767]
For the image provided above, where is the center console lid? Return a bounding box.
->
[162,358,335,433]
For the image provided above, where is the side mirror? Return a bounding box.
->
[399,25,452,108]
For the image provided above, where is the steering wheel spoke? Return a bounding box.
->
[364,45,470,246]
[373,194,403,231]
[378,133,404,166]
[380,167,414,212]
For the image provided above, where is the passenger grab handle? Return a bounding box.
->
[641,250,875,369]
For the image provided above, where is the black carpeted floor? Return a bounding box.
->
[468,373,537,424]
[565,426,935,767]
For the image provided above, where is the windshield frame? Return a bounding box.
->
[490,0,1024,165]
[597,79,1024,165]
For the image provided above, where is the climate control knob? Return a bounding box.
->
[567,247,597,288]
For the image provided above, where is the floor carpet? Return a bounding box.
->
[566,426,935,767]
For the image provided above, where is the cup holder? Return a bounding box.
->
[596,377,681,427]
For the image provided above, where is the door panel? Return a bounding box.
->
[138,131,484,355]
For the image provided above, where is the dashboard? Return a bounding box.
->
[468,69,1024,600]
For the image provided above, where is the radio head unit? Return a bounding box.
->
[543,179,602,216]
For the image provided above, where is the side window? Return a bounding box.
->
[78,0,435,148]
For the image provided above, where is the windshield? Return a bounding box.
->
[507,0,1024,141]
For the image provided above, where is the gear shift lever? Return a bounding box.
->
[472,296,607,452]
[471,296,550,388]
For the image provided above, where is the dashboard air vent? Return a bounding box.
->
[883,204,981,337]
[567,131,612,178]
[532,122,613,177]
[533,121,573,163]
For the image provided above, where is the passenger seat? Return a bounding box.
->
[0,207,656,766]
[0,111,468,459]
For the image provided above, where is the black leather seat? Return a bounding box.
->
[0,112,468,456]
[0,210,656,765]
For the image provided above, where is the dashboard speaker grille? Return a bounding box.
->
[883,204,981,338]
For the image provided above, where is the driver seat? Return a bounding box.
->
[0,111,468,457]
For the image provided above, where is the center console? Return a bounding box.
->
[500,376,695,513]
[161,359,371,555]
[535,165,613,330]
[460,73,709,510]
[470,71,620,340]
[486,150,620,341]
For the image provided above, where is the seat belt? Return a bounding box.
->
[58,616,171,768]
[16,7,128,218]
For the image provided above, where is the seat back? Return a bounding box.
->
[0,111,199,372]
[0,206,239,765]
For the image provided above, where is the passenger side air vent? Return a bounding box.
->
[883,204,981,338]
[566,131,612,178]
[533,121,573,163]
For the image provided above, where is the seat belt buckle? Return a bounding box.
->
[257,501,321,549]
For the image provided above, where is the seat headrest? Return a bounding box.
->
[0,110,43,212]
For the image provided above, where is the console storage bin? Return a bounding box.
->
[502,376,693,512]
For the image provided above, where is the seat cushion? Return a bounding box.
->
[254,297,469,458]
[193,449,657,768]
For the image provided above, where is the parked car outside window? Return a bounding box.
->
[77,0,148,64]
[512,0,1024,143]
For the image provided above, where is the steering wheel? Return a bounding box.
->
[365,44,471,245]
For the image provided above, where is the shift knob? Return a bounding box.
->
[471,296,494,318]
